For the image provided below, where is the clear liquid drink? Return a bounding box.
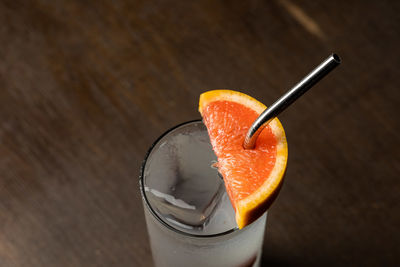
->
[140,121,267,267]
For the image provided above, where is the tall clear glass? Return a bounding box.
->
[139,120,267,267]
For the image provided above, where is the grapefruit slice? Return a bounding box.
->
[199,90,288,229]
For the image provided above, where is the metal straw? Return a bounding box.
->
[243,53,341,149]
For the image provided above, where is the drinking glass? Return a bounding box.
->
[139,120,267,267]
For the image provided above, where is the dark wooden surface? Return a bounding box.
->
[1,0,399,266]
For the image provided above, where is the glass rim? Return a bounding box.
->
[139,119,239,238]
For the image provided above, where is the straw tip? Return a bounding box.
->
[332,53,341,64]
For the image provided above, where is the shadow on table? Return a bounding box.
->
[261,252,340,267]
[261,252,324,267]
[261,255,302,267]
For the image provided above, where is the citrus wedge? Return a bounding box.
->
[199,90,288,229]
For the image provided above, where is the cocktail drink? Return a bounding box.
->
[140,121,267,267]
[140,89,289,267]
[140,55,340,267]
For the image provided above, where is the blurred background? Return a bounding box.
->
[0,0,399,266]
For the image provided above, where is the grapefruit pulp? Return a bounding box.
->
[199,90,288,229]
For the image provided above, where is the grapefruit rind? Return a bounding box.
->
[199,89,288,229]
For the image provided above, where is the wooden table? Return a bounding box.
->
[1,0,399,266]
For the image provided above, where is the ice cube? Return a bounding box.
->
[143,121,237,235]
